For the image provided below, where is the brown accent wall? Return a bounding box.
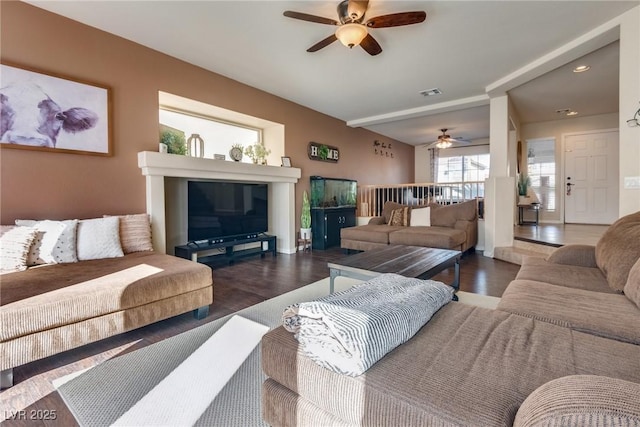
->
[0,2,414,228]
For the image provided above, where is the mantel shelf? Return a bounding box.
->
[138,151,301,183]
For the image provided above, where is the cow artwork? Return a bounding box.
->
[0,82,99,148]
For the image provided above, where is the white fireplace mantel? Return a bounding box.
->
[138,151,302,254]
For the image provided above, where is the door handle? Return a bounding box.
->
[566,182,574,196]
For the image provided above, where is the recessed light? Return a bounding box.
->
[566,111,579,116]
[419,88,442,97]
[573,65,591,73]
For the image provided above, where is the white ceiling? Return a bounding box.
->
[25,1,637,146]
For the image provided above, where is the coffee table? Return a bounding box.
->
[328,245,461,300]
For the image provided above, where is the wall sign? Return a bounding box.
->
[308,141,339,163]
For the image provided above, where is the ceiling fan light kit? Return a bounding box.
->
[335,23,368,48]
[284,0,426,56]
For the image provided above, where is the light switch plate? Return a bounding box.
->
[624,176,640,189]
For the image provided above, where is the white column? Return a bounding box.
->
[270,182,296,254]
[484,95,515,258]
[146,175,167,253]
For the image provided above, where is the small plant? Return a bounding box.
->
[231,143,243,151]
[517,174,531,196]
[244,143,271,164]
[160,130,186,155]
[301,190,311,229]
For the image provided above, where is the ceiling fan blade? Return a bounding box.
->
[283,11,339,26]
[365,11,426,28]
[307,34,338,52]
[360,33,382,56]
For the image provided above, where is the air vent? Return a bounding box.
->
[555,108,571,114]
[420,88,442,97]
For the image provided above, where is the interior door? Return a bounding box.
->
[564,130,619,224]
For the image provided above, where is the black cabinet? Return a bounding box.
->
[311,207,356,250]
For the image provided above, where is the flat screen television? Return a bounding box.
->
[188,181,268,242]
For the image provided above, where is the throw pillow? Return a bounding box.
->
[624,257,640,309]
[381,202,405,224]
[410,206,431,227]
[77,217,124,261]
[595,211,640,292]
[105,213,153,253]
[0,226,38,272]
[15,219,79,264]
[389,207,409,226]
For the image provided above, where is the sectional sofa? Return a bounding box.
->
[261,211,640,426]
[0,214,213,388]
[341,200,478,253]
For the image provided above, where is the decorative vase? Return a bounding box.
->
[159,142,168,153]
[187,134,205,158]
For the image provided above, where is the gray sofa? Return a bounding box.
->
[261,211,640,426]
[341,200,478,252]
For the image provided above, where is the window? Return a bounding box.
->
[159,108,261,162]
[437,153,490,199]
[526,138,556,212]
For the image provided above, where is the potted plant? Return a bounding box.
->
[160,129,187,155]
[517,174,531,204]
[300,190,312,240]
[244,143,271,164]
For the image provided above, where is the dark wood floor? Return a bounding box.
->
[0,248,520,426]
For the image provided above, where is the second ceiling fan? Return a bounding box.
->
[283,0,426,56]
[425,129,472,149]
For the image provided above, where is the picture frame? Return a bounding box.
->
[281,156,292,167]
[0,62,112,156]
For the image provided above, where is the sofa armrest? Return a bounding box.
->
[514,375,640,427]
[545,244,597,268]
[454,220,477,252]
[368,217,386,225]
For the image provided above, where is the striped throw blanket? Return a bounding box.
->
[282,273,454,376]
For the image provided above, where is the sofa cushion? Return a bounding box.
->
[545,244,597,268]
[516,256,614,294]
[107,213,153,254]
[595,210,640,292]
[0,227,38,273]
[262,303,640,427]
[388,226,465,249]
[430,200,477,227]
[340,224,404,244]
[381,201,405,224]
[497,280,640,344]
[16,219,79,265]
[388,207,409,226]
[77,217,124,261]
[514,375,640,427]
[0,252,213,341]
[410,206,431,226]
[624,257,640,308]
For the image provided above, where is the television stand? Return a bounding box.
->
[175,234,276,265]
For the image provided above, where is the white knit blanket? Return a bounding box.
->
[282,273,454,376]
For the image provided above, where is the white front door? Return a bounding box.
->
[564,130,619,224]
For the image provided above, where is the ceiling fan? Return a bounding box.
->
[424,129,472,149]
[283,0,426,56]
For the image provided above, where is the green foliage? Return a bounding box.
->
[318,144,329,160]
[301,190,311,229]
[160,130,186,155]
[518,174,531,196]
[244,143,271,163]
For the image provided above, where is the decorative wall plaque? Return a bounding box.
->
[308,141,339,163]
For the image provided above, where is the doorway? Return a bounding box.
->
[564,130,619,224]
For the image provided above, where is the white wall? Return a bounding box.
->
[619,7,640,215]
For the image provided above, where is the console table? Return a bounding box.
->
[175,234,276,264]
[518,204,540,226]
